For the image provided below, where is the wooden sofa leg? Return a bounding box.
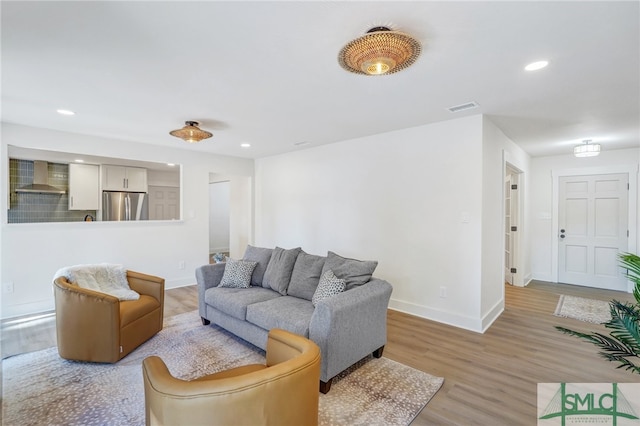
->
[372,345,385,358]
[320,379,333,394]
[201,317,210,326]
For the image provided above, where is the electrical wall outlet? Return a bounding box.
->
[178,261,185,270]
[3,282,14,293]
[439,286,447,298]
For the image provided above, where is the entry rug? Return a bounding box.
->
[2,310,443,426]
[554,294,611,324]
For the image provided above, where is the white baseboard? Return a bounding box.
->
[523,273,533,286]
[481,298,504,332]
[1,300,54,321]
[165,277,196,289]
[389,298,485,333]
[531,273,554,283]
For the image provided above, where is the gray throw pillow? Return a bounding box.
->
[288,251,326,300]
[262,246,302,295]
[219,258,257,289]
[242,245,273,286]
[312,269,346,306]
[321,251,378,290]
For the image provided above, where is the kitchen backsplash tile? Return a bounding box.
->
[8,159,96,223]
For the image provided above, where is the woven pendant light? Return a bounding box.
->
[338,26,421,76]
[169,121,213,143]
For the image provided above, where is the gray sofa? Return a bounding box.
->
[196,245,392,393]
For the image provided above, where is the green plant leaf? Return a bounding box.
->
[553,252,640,375]
[555,326,640,374]
[605,300,640,353]
[618,252,640,303]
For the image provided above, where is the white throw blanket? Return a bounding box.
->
[54,263,140,301]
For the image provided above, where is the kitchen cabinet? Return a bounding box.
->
[69,163,100,210]
[102,165,147,192]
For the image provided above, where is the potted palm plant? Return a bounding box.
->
[556,252,640,374]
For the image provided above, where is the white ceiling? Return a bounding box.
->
[2,1,639,159]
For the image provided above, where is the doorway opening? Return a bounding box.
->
[209,181,230,264]
[208,173,253,262]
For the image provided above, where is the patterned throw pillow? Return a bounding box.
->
[312,269,346,306]
[219,258,258,289]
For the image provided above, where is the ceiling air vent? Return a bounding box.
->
[447,101,479,113]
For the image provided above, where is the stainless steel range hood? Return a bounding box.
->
[15,160,66,194]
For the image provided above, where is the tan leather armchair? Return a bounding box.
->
[142,328,321,426]
[53,270,164,363]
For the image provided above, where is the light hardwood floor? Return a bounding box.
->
[2,281,638,425]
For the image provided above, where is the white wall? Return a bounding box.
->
[256,115,497,331]
[530,148,640,283]
[1,123,254,319]
[480,117,531,330]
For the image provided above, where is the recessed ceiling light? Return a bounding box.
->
[241,143,251,148]
[56,109,75,115]
[167,163,175,167]
[524,60,549,71]
[447,101,479,113]
[74,159,84,163]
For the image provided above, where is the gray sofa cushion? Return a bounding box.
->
[321,251,378,290]
[262,246,302,295]
[287,251,326,301]
[204,286,280,321]
[246,296,314,337]
[242,245,273,287]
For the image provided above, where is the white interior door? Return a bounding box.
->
[505,174,513,284]
[148,186,180,220]
[558,173,629,290]
[504,166,522,286]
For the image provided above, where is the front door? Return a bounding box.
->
[558,173,629,290]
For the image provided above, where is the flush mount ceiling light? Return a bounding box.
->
[338,26,421,76]
[169,121,212,143]
[574,140,601,157]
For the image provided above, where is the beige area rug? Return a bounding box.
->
[2,310,443,426]
[554,294,611,324]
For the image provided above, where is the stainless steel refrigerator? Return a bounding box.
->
[102,191,148,221]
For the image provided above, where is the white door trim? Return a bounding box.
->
[503,150,526,287]
[551,164,638,292]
